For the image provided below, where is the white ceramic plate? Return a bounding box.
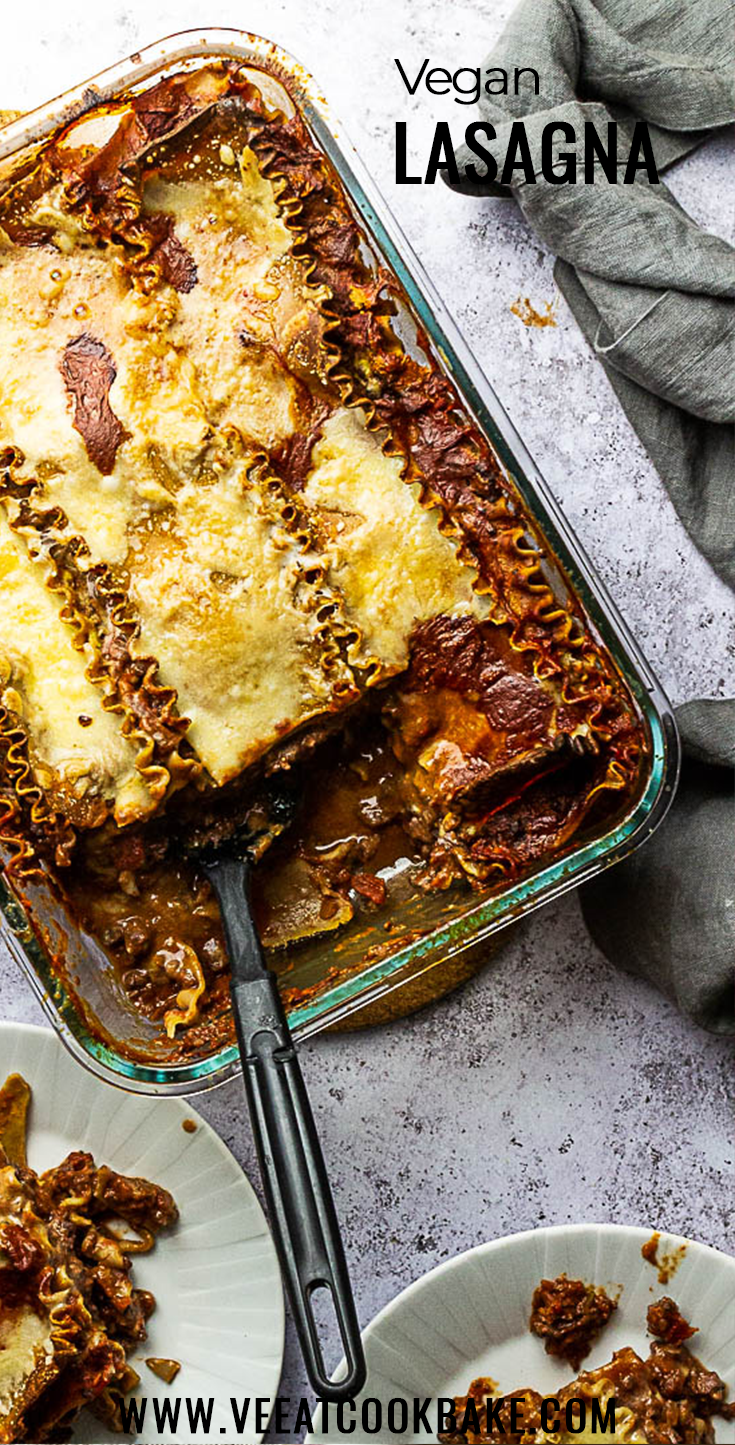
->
[309,1222,735,1443]
[0,1021,284,1444]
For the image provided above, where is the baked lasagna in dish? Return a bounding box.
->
[439,1279,734,1444]
[0,62,647,1053]
[0,1074,176,1442]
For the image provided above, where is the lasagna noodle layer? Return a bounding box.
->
[140,150,334,443]
[301,407,487,675]
[0,512,148,826]
[125,466,353,783]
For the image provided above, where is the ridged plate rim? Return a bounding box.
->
[309,1221,735,1443]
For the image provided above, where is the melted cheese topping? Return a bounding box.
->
[0,245,210,563]
[126,469,338,783]
[0,514,148,822]
[303,408,486,671]
[142,153,302,447]
[0,119,490,820]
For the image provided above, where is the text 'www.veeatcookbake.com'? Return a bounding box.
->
[120,1392,620,1437]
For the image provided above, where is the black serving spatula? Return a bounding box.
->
[179,783,366,1402]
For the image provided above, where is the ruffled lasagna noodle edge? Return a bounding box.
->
[0,461,195,836]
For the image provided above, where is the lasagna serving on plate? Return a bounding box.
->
[440,1276,735,1444]
[0,62,646,1052]
[0,1074,176,1442]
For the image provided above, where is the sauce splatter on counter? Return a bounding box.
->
[511,295,557,328]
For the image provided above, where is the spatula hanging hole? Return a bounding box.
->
[307,1281,349,1386]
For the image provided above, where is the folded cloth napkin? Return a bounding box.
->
[580,700,734,1034]
[445,0,735,586]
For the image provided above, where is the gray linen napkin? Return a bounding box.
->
[444,0,734,1029]
[445,0,735,586]
[580,700,734,1034]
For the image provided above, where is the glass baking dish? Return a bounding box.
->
[0,29,679,1094]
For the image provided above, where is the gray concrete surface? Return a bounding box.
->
[2,1,734,1437]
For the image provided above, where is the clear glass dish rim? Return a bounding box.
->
[0,28,680,1095]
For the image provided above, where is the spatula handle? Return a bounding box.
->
[207,858,366,1402]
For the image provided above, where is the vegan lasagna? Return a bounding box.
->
[0,62,646,1050]
[0,1073,177,1442]
[439,1279,735,1444]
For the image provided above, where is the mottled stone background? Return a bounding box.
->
[2,0,733,1437]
